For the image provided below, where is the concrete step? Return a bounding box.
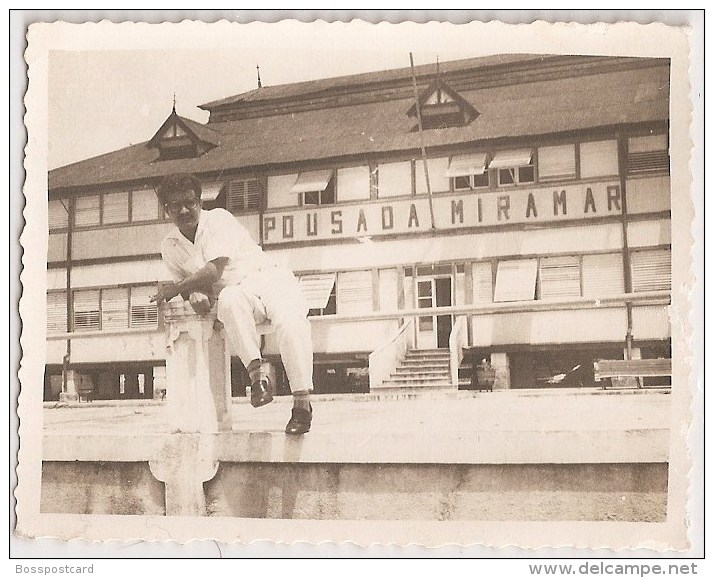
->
[393,368,450,377]
[404,353,451,361]
[381,378,452,387]
[396,365,450,373]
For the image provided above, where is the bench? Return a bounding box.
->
[594,358,672,389]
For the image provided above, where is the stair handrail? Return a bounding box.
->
[368,317,415,389]
[449,315,469,387]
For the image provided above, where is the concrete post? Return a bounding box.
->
[59,369,79,403]
[153,365,167,400]
[490,352,511,390]
[163,302,233,433]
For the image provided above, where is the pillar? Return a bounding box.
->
[59,369,79,403]
[616,346,643,388]
[163,302,233,433]
[490,352,511,390]
[153,365,167,401]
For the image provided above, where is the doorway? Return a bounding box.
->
[416,275,453,349]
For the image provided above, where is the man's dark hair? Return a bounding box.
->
[156,173,202,204]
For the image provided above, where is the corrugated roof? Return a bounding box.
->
[49,60,669,191]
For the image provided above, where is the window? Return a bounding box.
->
[130,285,158,328]
[408,79,478,130]
[337,271,373,315]
[299,273,337,316]
[376,161,412,198]
[337,166,371,202]
[291,170,335,206]
[46,291,67,334]
[490,149,535,186]
[102,191,130,224]
[581,253,625,297]
[493,259,538,302]
[227,179,261,213]
[73,289,100,331]
[101,287,129,330]
[628,134,669,174]
[580,140,619,178]
[74,195,100,227]
[630,248,671,292]
[48,200,69,230]
[472,262,494,304]
[446,153,490,190]
[131,190,160,221]
[538,256,581,300]
[538,144,576,181]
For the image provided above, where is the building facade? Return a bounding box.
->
[45,54,672,401]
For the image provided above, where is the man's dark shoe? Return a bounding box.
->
[285,404,312,435]
[247,359,273,408]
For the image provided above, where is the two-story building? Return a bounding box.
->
[45,53,672,401]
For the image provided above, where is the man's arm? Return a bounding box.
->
[151,257,229,303]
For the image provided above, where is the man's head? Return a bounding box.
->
[157,173,202,233]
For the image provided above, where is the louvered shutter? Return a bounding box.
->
[102,192,129,224]
[130,285,158,328]
[471,262,493,304]
[131,190,159,221]
[298,274,336,309]
[47,292,67,333]
[74,195,100,227]
[101,287,129,330]
[631,249,671,292]
[538,256,581,300]
[227,179,261,213]
[582,253,625,297]
[48,200,69,230]
[73,289,100,331]
[538,144,576,180]
[628,134,669,174]
[337,271,373,315]
[494,259,538,302]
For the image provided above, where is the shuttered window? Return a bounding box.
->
[538,144,576,181]
[631,249,671,292]
[47,292,67,334]
[628,134,669,174]
[299,273,337,316]
[130,285,158,328]
[337,166,371,202]
[472,262,494,304]
[337,271,373,315]
[582,253,625,297]
[74,195,100,227]
[102,191,130,224]
[101,287,129,330]
[377,161,412,198]
[580,140,619,178]
[131,190,159,221]
[73,289,100,331]
[48,200,69,230]
[227,179,261,213]
[538,256,581,300]
[494,259,538,302]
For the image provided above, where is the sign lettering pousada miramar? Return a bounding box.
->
[262,182,622,245]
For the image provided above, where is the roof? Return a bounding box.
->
[49,56,670,192]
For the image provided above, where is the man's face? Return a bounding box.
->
[163,188,201,233]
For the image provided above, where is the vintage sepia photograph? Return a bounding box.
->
[14,14,700,554]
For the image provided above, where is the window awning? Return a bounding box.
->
[445,153,488,177]
[489,149,533,169]
[290,170,333,194]
[298,273,336,309]
[201,182,223,202]
[493,259,538,302]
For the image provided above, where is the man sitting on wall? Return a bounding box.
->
[150,173,314,434]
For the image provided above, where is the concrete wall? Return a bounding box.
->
[40,460,667,521]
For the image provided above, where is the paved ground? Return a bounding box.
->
[43,387,672,464]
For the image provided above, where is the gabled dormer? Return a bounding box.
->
[407,77,479,130]
[148,106,221,161]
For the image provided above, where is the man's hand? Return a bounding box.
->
[150,282,181,304]
[188,291,214,316]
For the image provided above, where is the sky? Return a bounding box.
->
[46,20,503,169]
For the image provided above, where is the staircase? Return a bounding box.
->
[376,348,454,392]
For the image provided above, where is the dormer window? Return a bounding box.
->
[148,108,220,161]
[407,78,478,130]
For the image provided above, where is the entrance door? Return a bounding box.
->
[416,276,452,349]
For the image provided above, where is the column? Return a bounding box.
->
[59,369,79,403]
[163,302,233,433]
[490,352,511,390]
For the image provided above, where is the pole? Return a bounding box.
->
[409,53,436,230]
